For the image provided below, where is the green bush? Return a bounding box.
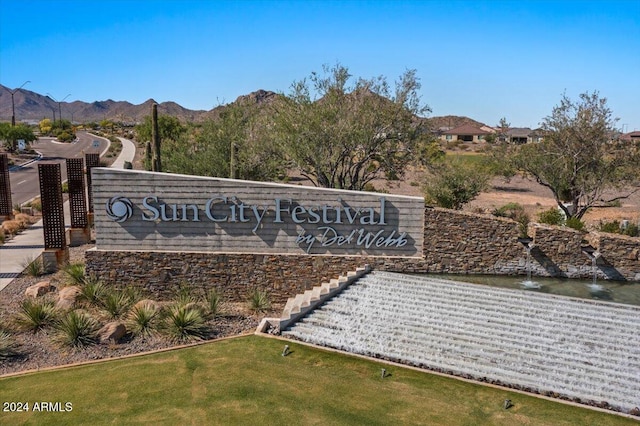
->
[565,217,585,231]
[624,223,639,237]
[492,202,530,237]
[54,311,99,348]
[15,298,58,332]
[537,208,565,226]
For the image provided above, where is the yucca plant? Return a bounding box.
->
[247,288,271,314]
[0,331,20,360]
[63,263,86,285]
[21,255,44,277]
[205,288,222,318]
[126,302,159,338]
[100,289,135,319]
[173,282,200,307]
[78,276,107,307]
[161,304,208,342]
[54,311,99,348]
[15,298,58,332]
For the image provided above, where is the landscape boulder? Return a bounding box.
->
[98,321,127,344]
[56,286,81,310]
[24,281,54,298]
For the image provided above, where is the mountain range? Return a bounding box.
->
[0,84,486,129]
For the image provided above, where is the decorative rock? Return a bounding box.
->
[56,286,81,310]
[630,406,640,416]
[98,321,126,344]
[25,281,54,298]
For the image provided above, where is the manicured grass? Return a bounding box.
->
[0,336,634,425]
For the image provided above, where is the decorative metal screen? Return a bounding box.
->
[66,158,88,228]
[85,153,100,213]
[38,163,66,249]
[0,153,12,216]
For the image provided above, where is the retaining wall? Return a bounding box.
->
[85,207,640,302]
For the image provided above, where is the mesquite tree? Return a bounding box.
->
[509,91,640,219]
[272,64,432,190]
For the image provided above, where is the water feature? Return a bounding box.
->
[282,271,640,414]
[518,237,541,289]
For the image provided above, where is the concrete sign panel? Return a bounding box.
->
[91,169,424,257]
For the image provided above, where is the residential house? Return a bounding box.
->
[439,124,493,143]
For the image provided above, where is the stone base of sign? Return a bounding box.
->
[42,248,69,273]
[67,227,91,247]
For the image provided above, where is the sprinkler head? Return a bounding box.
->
[282,345,289,357]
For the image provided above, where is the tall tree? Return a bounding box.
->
[509,91,640,219]
[272,64,432,190]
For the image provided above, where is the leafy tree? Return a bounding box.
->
[272,63,432,190]
[160,103,283,181]
[0,122,37,151]
[135,115,186,144]
[508,91,640,219]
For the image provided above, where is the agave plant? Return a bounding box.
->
[161,304,208,342]
[54,311,99,348]
[15,298,58,332]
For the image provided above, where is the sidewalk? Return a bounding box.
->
[0,137,136,292]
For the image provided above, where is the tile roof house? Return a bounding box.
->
[620,131,640,142]
[439,124,494,142]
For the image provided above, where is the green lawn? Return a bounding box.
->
[0,336,634,425]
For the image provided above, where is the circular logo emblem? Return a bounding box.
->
[106,196,133,222]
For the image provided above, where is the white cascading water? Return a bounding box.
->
[282,271,640,413]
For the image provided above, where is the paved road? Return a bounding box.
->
[8,131,109,206]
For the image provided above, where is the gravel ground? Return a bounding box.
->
[0,244,280,377]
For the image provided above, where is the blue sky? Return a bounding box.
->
[1,0,638,130]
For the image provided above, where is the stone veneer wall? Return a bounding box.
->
[85,207,640,302]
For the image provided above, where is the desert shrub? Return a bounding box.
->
[63,263,86,286]
[624,223,639,237]
[537,207,565,226]
[14,213,32,227]
[247,288,271,314]
[15,298,58,332]
[599,220,621,234]
[0,331,20,360]
[492,202,530,237]
[2,220,22,236]
[54,311,99,348]
[27,198,42,212]
[205,288,222,317]
[566,217,585,231]
[21,256,44,277]
[126,302,160,338]
[161,304,208,342]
